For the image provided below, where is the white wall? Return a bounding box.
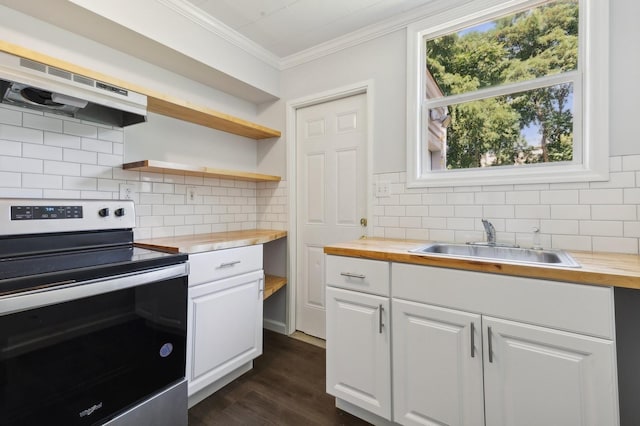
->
[0,4,260,123]
[259,0,640,176]
[256,0,640,254]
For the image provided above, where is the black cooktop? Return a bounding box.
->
[0,231,187,297]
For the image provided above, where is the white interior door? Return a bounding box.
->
[295,93,368,339]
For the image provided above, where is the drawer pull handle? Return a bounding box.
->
[379,304,384,334]
[470,322,475,358]
[488,326,494,363]
[218,260,241,268]
[340,272,366,279]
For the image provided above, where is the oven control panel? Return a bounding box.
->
[0,199,135,235]
[11,205,83,220]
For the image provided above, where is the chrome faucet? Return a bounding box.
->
[481,219,496,246]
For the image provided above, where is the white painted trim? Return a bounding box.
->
[286,80,375,335]
[263,319,287,335]
[157,0,280,68]
[406,0,609,188]
[159,0,475,71]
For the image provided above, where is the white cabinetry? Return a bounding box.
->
[187,245,264,404]
[325,255,391,420]
[392,263,619,426]
[392,300,484,426]
[483,316,617,426]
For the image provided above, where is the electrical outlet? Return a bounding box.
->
[375,182,391,198]
[119,183,136,200]
[186,186,197,204]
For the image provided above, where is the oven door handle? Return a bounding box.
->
[0,263,188,316]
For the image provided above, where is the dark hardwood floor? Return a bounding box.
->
[188,330,371,426]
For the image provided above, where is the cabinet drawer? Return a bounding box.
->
[189,245,263,286]
[326,255,389,296]
[392,263,615,339]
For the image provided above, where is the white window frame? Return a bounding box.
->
[406,0,609,188]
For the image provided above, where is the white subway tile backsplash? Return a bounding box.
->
[64,176,97,191]
[592,205,636,221]
[97,153,121,166]
[44,160,81,176]
[506,191,540,205]
[475,191,506,205]
[0,187,42,197]
[63,148,97,164]
[455,205,482,218]
[399,216,421,228]
[0,139,22,156]
[0,156,42,173]
[624,222,640,238]
[447,217,475,230]
[539,219,579,235]
[0,107,21,126]
[580,221,624,237]
[0,124,42,144]
[22,173,62,189]
[405,205,429,217]
[45,132,81,149]
[622,155,640,171]
[483,205,515,218]
[97,128,124,143]
[429,205,455,217]
[447,192,474,205]
[81,164,113,179]
[579,189,623,205]
[540,190,579,205]
[82,138,112,154]
[550,204,591,220]
[592,237,638,254]
[23,113,63,133]
[64,121,98,138]
[43,189,81,199]
[422,193,447,205]
[590,172,635,189]
[0,171,20,187]
[506,219,541,233]
[23,143,62,161]
[551,235,592,251]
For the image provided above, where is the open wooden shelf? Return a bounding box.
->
[264,274,287,300]
[0,40,281,140]
[122,160,281,182]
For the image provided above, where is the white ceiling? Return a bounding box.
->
[186,0,439,57]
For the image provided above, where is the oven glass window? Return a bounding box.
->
[0,276,187,426]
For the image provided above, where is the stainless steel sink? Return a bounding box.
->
[409,243,580,268]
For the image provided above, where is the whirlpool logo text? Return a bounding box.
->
[79,402,103,418]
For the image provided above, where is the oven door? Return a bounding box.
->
[0,264,187,426]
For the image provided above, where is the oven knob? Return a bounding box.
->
[98,208,110,217]
[115,208,126,217]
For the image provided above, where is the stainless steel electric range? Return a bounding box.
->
[0,199,189,426]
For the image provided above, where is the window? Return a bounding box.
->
[406,0,609,187]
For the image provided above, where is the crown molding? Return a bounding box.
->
[157,0,472,72]
[156,0,280,69]
[279,0,472,69]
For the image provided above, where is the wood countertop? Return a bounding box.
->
[136,229,287,254]
[324,238,640,290]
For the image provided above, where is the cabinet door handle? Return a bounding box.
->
[218,260,241,268]
[379,304,384,334]
[470,322,475,358]
[487,326,494,363]
[340,272,365,279]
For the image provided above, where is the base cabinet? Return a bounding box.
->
[187,270,263,395]
[392,299,484,426]
[186,246,264,398]
[326,257,619,426]
[326,286,391,420]
[483,316,617,426]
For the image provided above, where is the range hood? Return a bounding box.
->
[0,51,146,127]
